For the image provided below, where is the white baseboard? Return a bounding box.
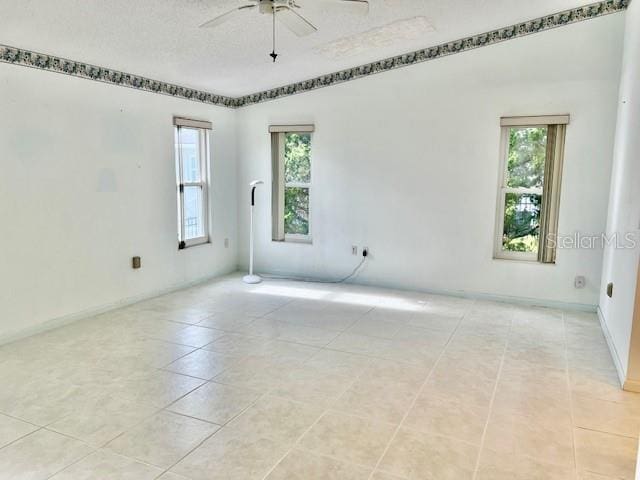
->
[2,265,599,347]
[0,268,236,347]
[442,289,596,312]
[597,306,627,388]
[252,266,597,312]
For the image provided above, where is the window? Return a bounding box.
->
[174,117,211,249]
[270,125,314,242]
[494,115,569,263]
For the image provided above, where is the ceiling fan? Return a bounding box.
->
[199,0,370,62]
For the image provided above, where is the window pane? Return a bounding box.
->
[178,128,201,183]
[506,127,547,189]
[502,193,541,252]
[284,133,311,183]
[183,186,204,239]
[284,187,309,235]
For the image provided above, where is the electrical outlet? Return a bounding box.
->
[574,276,586,289]
[363,247,369,257]
[224,238,229,248]
[351,245,358,255]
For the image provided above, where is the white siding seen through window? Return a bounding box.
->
[174,117,211,249]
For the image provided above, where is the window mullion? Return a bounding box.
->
[503,187,542,195]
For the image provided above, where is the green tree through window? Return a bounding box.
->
[502,127,547,252]
[284,133,311,235]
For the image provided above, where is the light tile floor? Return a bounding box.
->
[1,274,639,479]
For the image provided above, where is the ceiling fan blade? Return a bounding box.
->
[199,4,256,28]
[276,7,317,37]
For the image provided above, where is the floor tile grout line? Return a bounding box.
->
[107,449,170,470]
[233,316,346,347]
[0,416,116,474]
[262,305,372,331]
[149,330,227,350]
[163,383,265,424]
[91,366,216,450]
[157,369,213,382]
[194,343,376,416]
[319,345,442,367]
[574,425,640,440]
[11,294,464,478]
[257,343,379,480]
[291,445,390,476]
[388,424,485,449]
[159,344,209,368]
[295,404,394,427]
[157,325,299,379]
[44,446,96,480]
[364,299,476,480]
[155,410,223,428]
[257,408,332,480]
[0,425,46,452]
[182,295,294,331]
[563,311,580,477]
[71,405,166,451]
[470,308,512,480]
[44,446,166,479]
[129,300,459,368]
[203,333,329,353]
[0,411,43,429]
[2,280,624,479]
[166,327,451,378]
[35,410,146,478]
[155,388,267,478]
[178,377,265,398]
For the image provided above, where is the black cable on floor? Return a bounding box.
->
[260,255,367,284]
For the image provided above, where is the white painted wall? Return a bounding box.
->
[0,10,628,344]
[0,65,238,342]
[599,0,640,382]
[236,14,624,307]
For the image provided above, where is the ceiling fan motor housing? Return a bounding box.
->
[257,0,296,14]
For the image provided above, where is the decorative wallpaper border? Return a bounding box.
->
[236,0,629,107]
[0,45,237,108]
[0,0,629,109]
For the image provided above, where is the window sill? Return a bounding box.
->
[273,236,313,245]
[492,256,555,265]
[179,238,210,250]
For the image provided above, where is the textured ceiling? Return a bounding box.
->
[0,0,603,96]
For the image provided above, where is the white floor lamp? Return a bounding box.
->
[243,180,264,284]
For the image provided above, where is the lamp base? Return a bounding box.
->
[242,274,262,284]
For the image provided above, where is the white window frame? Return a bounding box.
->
[284,153,312,243]
[174,117,211,249]
[494,124,544,262]
[493,115,569,262]
[270,125,314,244]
